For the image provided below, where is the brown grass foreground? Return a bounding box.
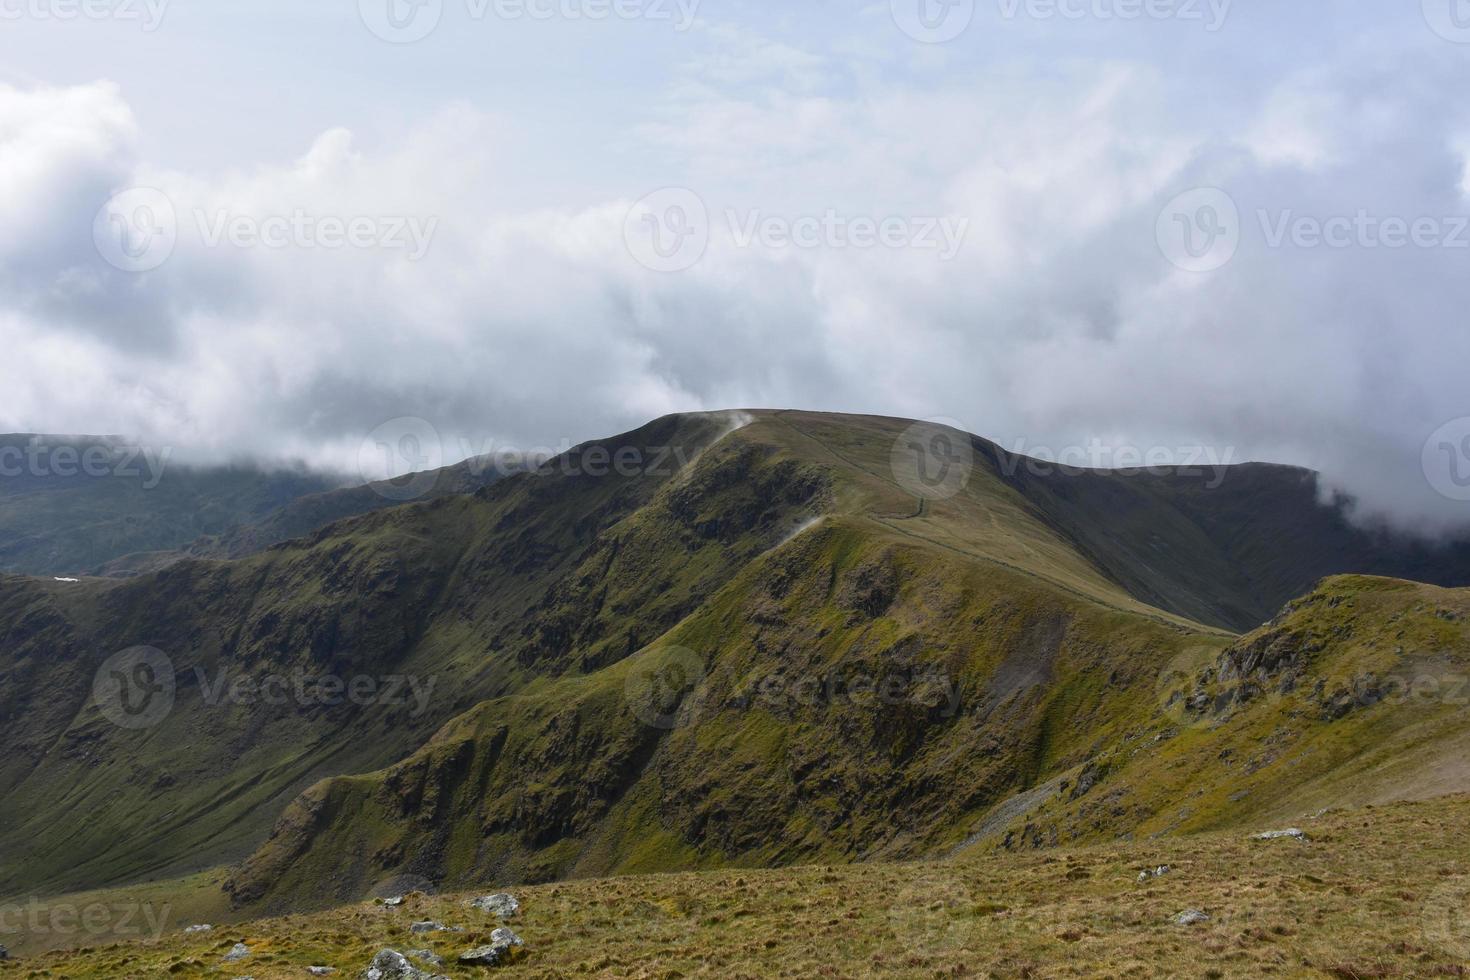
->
[6,794,1470,979]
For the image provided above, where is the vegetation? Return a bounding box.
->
[9,794,1470,977]
[3,411,1469,976]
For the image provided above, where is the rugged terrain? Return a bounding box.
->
[2,410,1469,973]
[7,794,1470,977]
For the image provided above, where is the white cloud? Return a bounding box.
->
[2,16,1469,538]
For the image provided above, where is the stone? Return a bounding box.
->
[360,949,449,980]
[223,942,251,963]
[467,893,520,918]
[458,927,524,966]
[1173,909,1210,926]
[183,924,214,933]
[1250,828,1308,842]
[409,920,449,934]
[308,968,336,975]
[406,949,443,966]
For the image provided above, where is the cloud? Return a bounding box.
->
[1,17,1469,538]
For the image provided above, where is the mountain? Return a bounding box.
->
[0,434,338,576]
[0,434,525,577]
[2,410,1468,926]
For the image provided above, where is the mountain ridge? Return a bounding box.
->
[3,409,1468,930]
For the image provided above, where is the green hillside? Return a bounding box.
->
[2,410,1468,951]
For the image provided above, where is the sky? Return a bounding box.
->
[2,0,1470,535]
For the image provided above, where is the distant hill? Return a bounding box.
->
[0,435,526,576]
[0,434,341,576]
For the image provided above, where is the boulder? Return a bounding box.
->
[223,942,251,962]
[458,927,525,966]
[1173,909,1210,926]
[360,949,449,980]
[1250,828,1308,842]
[467,893,520,918]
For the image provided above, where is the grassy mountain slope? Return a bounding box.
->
[989,452,1470,632]
[222,514,1224,910]
[4,410,1469,925]
[0,413,769,897]
[962,574,1470,852]
[218,413,1470,914]
[10,793,1470,977]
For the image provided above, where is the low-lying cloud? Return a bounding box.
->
[3,17,1469,538]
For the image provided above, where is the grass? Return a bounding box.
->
[9,793,1470,977]
[7,409,1470,970]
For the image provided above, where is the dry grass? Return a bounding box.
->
[8,794,1470,978]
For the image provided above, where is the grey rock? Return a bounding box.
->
[383,896,405,907]
[308,968,336,976]
[1137,865,1170,881]
[467,893,520,918]
[409,920,449,934]
[360,949,449,980]
[183,923,214,933]
[1250,828,1308,842]
[223,942,251,962]
[406,949,443,966]
[0,944,8,960]
[458,927,524,966]
[1173,909,1210,926]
